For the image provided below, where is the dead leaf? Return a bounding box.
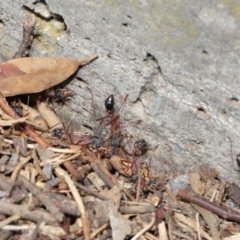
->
[0,63,25,80]
[189,172,205,196]
[0,54,97,97]
[110,155,132,177]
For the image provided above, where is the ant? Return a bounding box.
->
[10,100,28,117]
[44,88,78,113]
[97,94,129,154]
[131,139,148,175]
[119,139,156,197]
[51,125,102,150]
[45,88,73,102]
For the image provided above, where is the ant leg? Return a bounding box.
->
[114,94,128,117]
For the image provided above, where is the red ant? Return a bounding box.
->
[44,88,78,113]
[96,94,129,154]
[45,88,73,102]
[51,124,102,150]
[131,139,148,175]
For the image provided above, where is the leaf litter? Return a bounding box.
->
[1,7,240,240]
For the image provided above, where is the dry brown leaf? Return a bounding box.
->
[21,102,48,128]
[37,101,63,129]
[0,55,97,97]
[0,63,25,80]
[189,172,205,196]
[110,155,132,177]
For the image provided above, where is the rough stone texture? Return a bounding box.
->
[1,0,240,183]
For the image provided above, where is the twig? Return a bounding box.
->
[196,212,200,240]
[91,162,114,188]
[90,222,109,239]
[100,166,136,202]
[55,167,90,240]
[131,213,155,240]
[158,221,169,240]
[3,138,78,153]
[216,180,225,205]
[2,224,35,231]
[13,12,35,58]
[136,160,141,202]
[0,201,57,224]
[119,205,155,214]
[176,188,240,223]
[74,182,109,201]
[173,212,213,240]
[164,186,177,202]
[0,214,20,228]
[0,92,82,179]
[10,155,32,182]
[17,175,64,223]
[145,232,159,240]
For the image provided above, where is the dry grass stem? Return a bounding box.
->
[0,214,21,228]
[131,213,156,240]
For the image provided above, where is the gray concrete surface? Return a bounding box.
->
[1,0,240,184]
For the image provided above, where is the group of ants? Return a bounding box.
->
[10,87,158,193]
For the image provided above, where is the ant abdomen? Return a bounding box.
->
[105,95,114,111]
[237,154,240,167]
[51,127,65,138]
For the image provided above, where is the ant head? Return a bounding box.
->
[51,128,65,138]
[134,139,148,155]
[92,136,102,149]
[105,95,114,111]
[135,139,148,149]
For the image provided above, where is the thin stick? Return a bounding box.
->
[216,180,225,206]
[10,156,32,182]
[3,138,78,153]
[176,189,240,223]
[136,160,141,202]
[0,214,20,228]
[55,167,90,240]
[131,213,155,240]
[100,166,136,202]
[0,201,57,224]
[196,212,200,240]
[158,221,169,240]
[145,232,159,240]
[173,212,213,240]
[2,224,35,231]
[164,186,177,202]
[0,93,81,179]
[90,222,109,239]
[17,175,64,223]
[13,13,35,58]
[74,182,108,201]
